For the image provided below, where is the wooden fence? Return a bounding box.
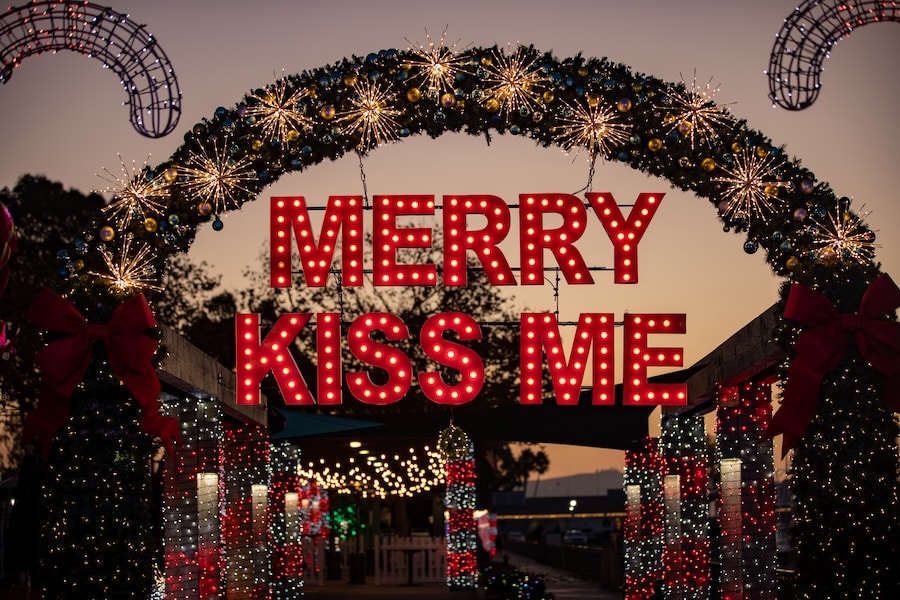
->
[373,536,446,585]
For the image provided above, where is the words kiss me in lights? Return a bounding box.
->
[236,191,687,408]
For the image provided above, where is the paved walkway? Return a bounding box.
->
[302,553,623,599]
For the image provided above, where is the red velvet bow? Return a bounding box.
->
[24,288,179,459]
[766,274,900,456]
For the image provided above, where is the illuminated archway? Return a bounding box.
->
[32,41,898,600]
[53,44,889,424]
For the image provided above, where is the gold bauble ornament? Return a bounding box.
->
[286,129,300,142]
[616,98,632,113]
[541,90,555,104]
[785,256,800,271]
[701,157,716,172]
[144,218,158,233]
[484,98,501,113]
[343,72,358,87]
[197,202,213,216]
[755,145,769,158]
[163,166,179,183]
[99,226,115,242]
[647,138,663,152]
[251,139,264,151]
[819,246,837,264]
[480,55,492,67]
[764,185,780,197]
[440,93,455,108]
[406,87,422,102]
[730,142,743,153]
[320,105,336,120]
[586,93,601,108]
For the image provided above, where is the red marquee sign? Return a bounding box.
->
[237,192,687,408]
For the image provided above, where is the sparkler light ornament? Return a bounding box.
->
[178,139,256,215]
[406,29,468,98]
[665,73,732,150]
[712,146,788,226]
[92,234,162,295]
[482,46,547,116]
[246,76,313,144]
[809,197,877,265]
[555,99,631,160]
[339,78,402,150]
[98,155,169,228]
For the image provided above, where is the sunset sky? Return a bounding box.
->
[1,1,898,478]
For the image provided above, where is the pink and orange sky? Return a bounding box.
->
[1,1,898,478]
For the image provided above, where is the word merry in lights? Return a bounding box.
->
[237,192,687,408]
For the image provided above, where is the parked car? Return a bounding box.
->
[562,529,588,545]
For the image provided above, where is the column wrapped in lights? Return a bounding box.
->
[715,382,777,600]
[299,479,329,582]
[197,472,220,600]
[439,423,477,590]
[719,459,742,599]
[661,414,710,599]
[251,484,269,593]
[663,475,683,597]
[160,395,223,600]
[624,437,665,600]
[220,422,269,599]
[269,441,304,598]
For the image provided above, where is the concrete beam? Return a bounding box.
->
[157,324,266,427]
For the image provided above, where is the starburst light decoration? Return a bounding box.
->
[809,198,878,264]
[97,155,169,228]
[245,76,313,143]
[178,139,256,215]
[664,72,733,150]
[712,146,788,225]
[554,99,631,160]
[406,29,468,98]
[483,45,547,116]
[339,78,402,149]
[91,234,162,295]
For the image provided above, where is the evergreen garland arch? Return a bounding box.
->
[46,44,898,597]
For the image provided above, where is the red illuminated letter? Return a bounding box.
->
[623,313,687,405]
[442,195,515,286]
[519,194,592,285]
[236,312,314,405]
[347,313,412,404]
[270,196,364,288]
[315,312,343,405]
[520,313,615,405]
[418,312,485,405]
[587,192,664,284]
[372,195,437,286]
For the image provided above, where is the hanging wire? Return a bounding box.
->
[356,151,370,208]
[571,152,598,197]
[333,267,345,323]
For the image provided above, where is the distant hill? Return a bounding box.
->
[524,469,623,498]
